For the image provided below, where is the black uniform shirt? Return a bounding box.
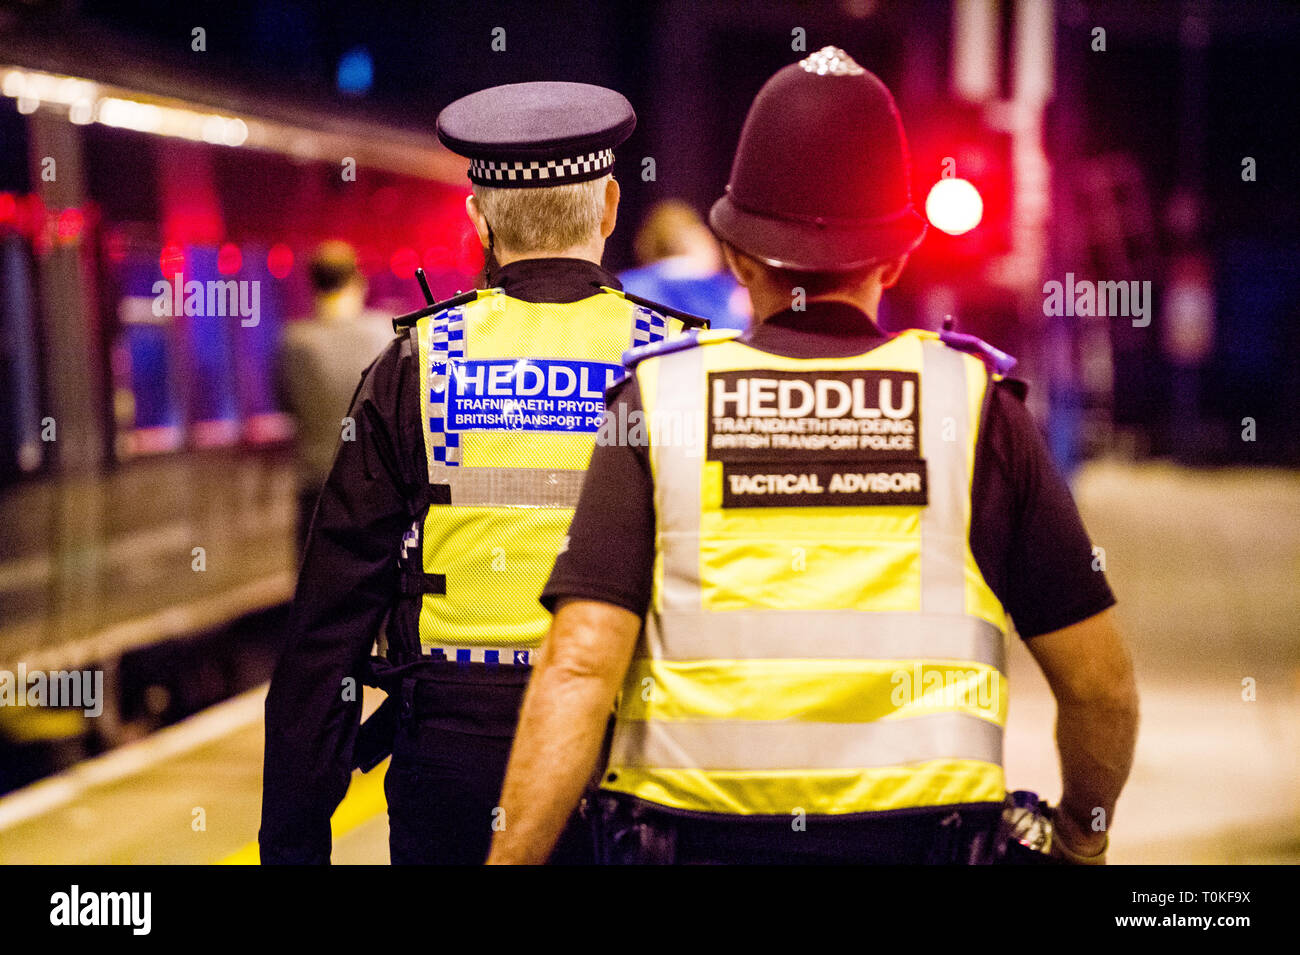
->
[543,301,1116,638]
[259,258,625,865]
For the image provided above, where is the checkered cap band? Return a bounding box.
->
[468,149,615,186]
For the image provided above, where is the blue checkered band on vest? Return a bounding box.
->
[428,646,533,666]
[427,307,466,466]
[630,305,668,348]
[468,148,615,184]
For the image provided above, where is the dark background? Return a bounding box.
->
[2,0,1298,465]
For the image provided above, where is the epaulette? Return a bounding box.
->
[391,288,495,333]
[622,328,741,370]
[938,327,1018,376]
[600,286,711,330]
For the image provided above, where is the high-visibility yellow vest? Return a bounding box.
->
[602,327,1011,816]
[407,286,695,653]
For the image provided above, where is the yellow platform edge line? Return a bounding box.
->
[217,759,390,865]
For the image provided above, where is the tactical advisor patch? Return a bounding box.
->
[706,369,928,508]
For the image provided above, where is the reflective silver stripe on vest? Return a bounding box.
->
[646,611,1005,671]
[610,713,1003,771]
[650,344,706,612]
[920,340,970,615]
[426,465,586,508]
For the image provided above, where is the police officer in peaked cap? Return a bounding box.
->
[489,49,1139,865]
[260,81,705,865]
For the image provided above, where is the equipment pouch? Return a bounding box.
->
[593,793,677,865]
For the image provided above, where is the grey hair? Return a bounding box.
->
[472,174,609,254]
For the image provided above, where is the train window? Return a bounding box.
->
[179,242,292,447]
[230,244,293,443]
[107,239,294,454]
[183,245,241,447]
[0,100,43,484]
[0,234,45,484]
[110,248,183,456]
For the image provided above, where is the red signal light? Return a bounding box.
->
[267,243,294,279]
[217,242,242,275]
[925,178,984,236]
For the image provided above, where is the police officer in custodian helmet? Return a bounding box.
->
[488,49,1139,865]
[260,82,704,864]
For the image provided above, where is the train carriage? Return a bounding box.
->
[0,59,477,783]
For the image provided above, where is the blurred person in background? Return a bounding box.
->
[276,240,392,559]
[620,199,750,331]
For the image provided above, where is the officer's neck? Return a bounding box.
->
[492,238,606,270]
[750,284,885,325]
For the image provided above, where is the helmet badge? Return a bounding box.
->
[798,46,866,77]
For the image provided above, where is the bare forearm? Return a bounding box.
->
[488,662,615,863]
[1054,692,1139,849]
[487,600,640,865]
[1025,609,1140,855]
